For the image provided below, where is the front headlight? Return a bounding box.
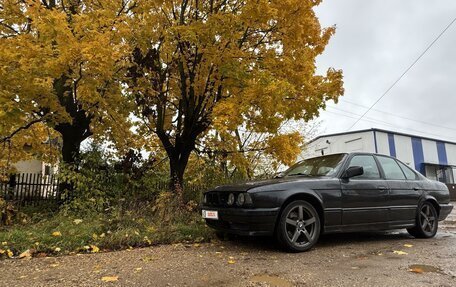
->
[237,193,245,206]
[236,193,253,206]
[227,193,235,205]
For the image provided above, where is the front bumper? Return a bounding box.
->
[439,203,454,221]
[201,206,280,236]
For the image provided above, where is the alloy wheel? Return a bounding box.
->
[419,204,437,235]
[285,204,318,247]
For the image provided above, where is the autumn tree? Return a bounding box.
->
[0,0,133,170]
[126,0,343,192]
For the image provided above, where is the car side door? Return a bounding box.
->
[341,155,389,228]
[393,159,423,225]
[375,155,415,226]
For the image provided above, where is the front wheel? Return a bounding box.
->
[276,200,321,252]
[407,201,438,238]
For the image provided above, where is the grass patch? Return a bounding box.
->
[0,207,214,258]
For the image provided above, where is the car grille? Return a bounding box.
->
[205,191,238,207]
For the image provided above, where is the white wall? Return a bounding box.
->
[374,131,390,156]
[393,135,414,166]
[13,160,43,174]
[422,139,439,165]
[302,131,375,159]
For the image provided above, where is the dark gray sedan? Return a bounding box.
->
[201,152,453,252]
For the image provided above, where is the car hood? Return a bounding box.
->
[212,176,329,192]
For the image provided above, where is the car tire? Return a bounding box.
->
[407,201,438,238]
[276,200,321,252]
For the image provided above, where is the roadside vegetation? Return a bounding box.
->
[1,146,216,259]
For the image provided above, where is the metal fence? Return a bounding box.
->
[0,173,60,205]
[0,172,243,206]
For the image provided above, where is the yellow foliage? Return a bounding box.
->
[125,0,343,177]
[0,0,134,164]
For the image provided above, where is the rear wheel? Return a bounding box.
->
[407,201,438,238]
[276,200,321,252]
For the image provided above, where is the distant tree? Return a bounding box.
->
[126,0,344,194]
[0,0,133,170]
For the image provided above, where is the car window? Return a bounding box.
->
[397,161,418,180]
[377,156,406,180]
[284,154,346,177]
[348,155,380,179]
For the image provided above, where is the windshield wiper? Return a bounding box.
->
[285,173,314,177]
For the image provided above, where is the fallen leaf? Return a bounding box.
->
[52,231,62,237]
[54,247,61,252]
[50,264,59,268]
[101,276,118,282]
[142,256,156,262]
[404,244,413,248]
[134,267,142,273]
[18,249,32,259]
[409,267,424,274]
[73,219,83,225]
[1,242,7,246]
[6,249,13,258]
[193,243,200,247]
[0,249,4,255]
[393,250,408,255]
[90,245,100,253]
[227,260,236,264]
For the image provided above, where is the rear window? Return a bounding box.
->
[377,156,406,180]
[397,161,418,180]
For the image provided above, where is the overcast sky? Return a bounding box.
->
[312,0,456,142]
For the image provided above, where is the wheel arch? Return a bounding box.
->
[421,195,441,217]
[274,192,325,234]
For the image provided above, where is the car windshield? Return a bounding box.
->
[283,154,347,177]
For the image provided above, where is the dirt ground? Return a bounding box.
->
[1,207,455,287]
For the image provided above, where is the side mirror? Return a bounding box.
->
[343,166,364,179]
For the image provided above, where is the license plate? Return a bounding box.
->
[202,210,218,220]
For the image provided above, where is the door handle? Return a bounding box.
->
[413,187,421,191]
[377,186,388,191]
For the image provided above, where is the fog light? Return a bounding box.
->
[227,193,235,205]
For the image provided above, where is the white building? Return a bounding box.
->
[13,160,56,176]
[303,128,456,188]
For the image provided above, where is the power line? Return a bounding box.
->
[347,15,456,131]
[334,101,456,132]
[323,109,456,141]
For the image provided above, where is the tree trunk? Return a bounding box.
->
[167,145,193,205]
[52,74,93,200]
[61,131,82,165]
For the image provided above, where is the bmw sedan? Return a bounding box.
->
[201,153,453,252]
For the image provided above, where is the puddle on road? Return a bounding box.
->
[409,264,443,274]
[250,274,293,287]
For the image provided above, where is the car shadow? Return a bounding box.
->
[220,230,420,252]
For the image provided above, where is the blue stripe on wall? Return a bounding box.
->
[437,141,448,165]
[388,133,396,157]
[411,137,425,174]
[373,130,378,153]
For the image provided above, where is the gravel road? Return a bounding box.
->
[1,207,455,287]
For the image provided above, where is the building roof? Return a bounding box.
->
[308,128,456,146]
